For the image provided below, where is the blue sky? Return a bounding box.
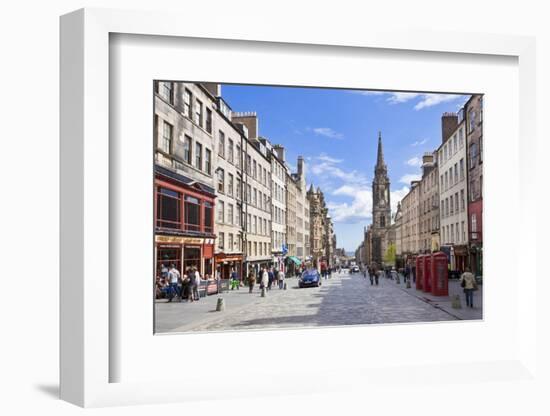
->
[221,84,470,253]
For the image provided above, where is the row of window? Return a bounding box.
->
[439,127,465,166]
[440,158,465,192]
[245,240,271,258]
[273,205,286,225]
[157,82,213,134]
[469,137,483,169]
[441,190,466,218]
[156,187,213,233]
[158,118,213,175]
[441,221,466,245]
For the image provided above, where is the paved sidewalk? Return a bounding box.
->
[156,273,466,333]
[393,276,483,320]
[155,279,297,333]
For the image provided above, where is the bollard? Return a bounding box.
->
[451,295,462,309]
[406,280,411,289]
[216,297,225,312]
[261,287,266,297]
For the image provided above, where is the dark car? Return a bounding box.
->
[299,269,321,288]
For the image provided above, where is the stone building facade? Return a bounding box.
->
[266,142,288,271]
[465,94,483,277]
[418,152,440,253]
[231,112,273,275]
[153,81,217,279]
[437,111,469,272]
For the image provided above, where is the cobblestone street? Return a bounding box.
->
[156,271,482,333]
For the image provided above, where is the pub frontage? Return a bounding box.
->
[155,165,216,281]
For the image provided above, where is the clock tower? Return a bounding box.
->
[371,132,392,265]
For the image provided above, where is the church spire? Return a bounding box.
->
[376,131,384,166]
[375,131,387,174]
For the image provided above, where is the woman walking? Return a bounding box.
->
[459,267,477,308]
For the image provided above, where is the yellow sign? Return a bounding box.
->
[156,235,204,245]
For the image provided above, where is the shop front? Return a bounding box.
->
[155,235,215,279]
[214,253,244,280]
[154,165,216,283]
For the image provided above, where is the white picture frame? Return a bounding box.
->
[60,8,538,408]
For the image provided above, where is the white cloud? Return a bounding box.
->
[414,94,463,110]
[406,156,423,167]
[386,92,421,104]
[399,173,421,184]
[327,187,373,223]
[390,186,410,214]
[309,153,367,186]
[353,90,466,111]
[317,153,343,164]
[411,138,429,147]
[311,127,343,139]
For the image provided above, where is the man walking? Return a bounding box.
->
[459,267,477,308]
[267,267,274,290]
[167,264,180,302]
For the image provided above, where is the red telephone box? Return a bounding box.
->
[423,255,432,293]
[415,255,424,290]
[431,252,449,296]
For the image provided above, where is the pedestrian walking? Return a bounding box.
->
[260,267,269,295]
[277,269,285,289]
[459,267,477,308]
[167,264,180,302]
[374,270,379,286]
[247,269,256,293]
[267,267,274,290]
[192,267,201,301]
[230,267,240,290]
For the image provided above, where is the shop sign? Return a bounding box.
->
[156,235,204,245]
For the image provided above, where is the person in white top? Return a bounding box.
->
[261,267,269,293]
[192,267,201,301]
[277,269,285,289]
[167,264,181,302]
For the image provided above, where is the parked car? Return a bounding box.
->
[341,267,350,273]
[350,266,360,273]
[299,269,322,288]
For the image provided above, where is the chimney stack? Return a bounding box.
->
[297,156,305,177]
[441,112,458,143]
[274,144,286,162]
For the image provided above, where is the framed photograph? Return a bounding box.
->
[60,8,537,408]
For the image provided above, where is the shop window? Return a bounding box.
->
[157,247,181,279]
[183,247,201,275]
[157,187,181,229]
[184,195,200,232]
